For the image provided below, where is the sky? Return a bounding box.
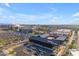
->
[0,3,79,25]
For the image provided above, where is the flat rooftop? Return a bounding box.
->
[69,49,79,56]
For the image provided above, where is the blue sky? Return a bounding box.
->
[0,3,79,24]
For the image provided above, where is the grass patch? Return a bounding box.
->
[0,39,6,47]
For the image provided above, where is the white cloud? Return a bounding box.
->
[0,7,6,14]
[72,12,79,22]
[5,3,10,7]
[48,16,59,24]
[50,19,56,22]
[73,18,79,21]
[15,14,38,21]
[73,12,79,17]
[0,7,61,24]
[15,13,54,22]
[53,17,58,19]
[50,8,57,12]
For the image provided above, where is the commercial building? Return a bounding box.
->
[29,35,67,48]
[22,28,72,56]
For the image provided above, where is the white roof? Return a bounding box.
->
[69,49,79,56]
[57,29,71,32]
[40,34,49,38]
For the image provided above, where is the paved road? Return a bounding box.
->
[77,31,79,49]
